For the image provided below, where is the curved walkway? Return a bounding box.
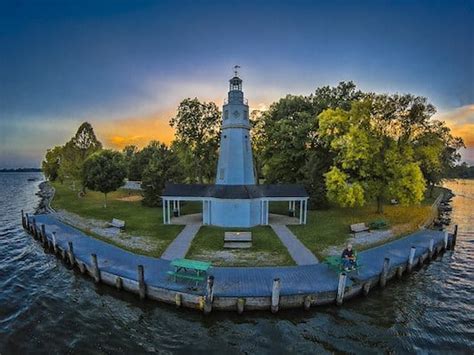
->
[24,214,450,311]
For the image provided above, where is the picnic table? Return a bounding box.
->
[167,258,211,285]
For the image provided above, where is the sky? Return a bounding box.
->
[0,0,473,168]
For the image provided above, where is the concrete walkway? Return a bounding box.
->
[161,224,201,260]
[270,224,319,265]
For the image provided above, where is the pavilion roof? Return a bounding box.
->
[162,184,308,199]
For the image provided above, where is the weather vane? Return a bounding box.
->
[233,65,241,77]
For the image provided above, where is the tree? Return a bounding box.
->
[256,82,364,208]
[141,143,184,207]
[319,100,426,213]
[42,146,63,181]
[170,98,220,183]
[127,141,163,181]
[57,122,102,190]
[122,145,138,180]
[82,150,126,208]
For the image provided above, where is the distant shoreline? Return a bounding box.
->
[0,168,41,173]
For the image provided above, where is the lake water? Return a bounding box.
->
[0,173,472,353]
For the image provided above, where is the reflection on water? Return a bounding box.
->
[0,174,472,353]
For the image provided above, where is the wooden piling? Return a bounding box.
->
[21,210,25,228]
[336,273,347,306]
[91,254,100,283]
[67,241,75,265]
[138,265,146,300]
[362,282,371,296]
[237,298,245,314]
[32,218,37,238]
[396,266,404,279]
[407,246,416,273]
[52,232,57,253]
[443,232,448,250]
[175,293,182,308]
[451,225,458,250]
[78,262,86,274]
[380,257,390,288]
[303,295,311,310]
[203,275,214,314]
[41,224,47,247]
[115,276,123,290]
[25,213,30,230]
[428,239,434,260]
[271,278,281,313]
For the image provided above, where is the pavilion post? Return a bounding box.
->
[299,200,303,224]
[162,200,166,224]
[266,200,269,225]
[177,200,181,216]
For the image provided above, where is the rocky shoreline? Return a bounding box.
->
[35,181,55,214]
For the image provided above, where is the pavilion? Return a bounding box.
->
[162,70,309,227]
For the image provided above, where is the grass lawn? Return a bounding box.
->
[51,182,183,257]
[186,226,295,266]
[287,187,445,259]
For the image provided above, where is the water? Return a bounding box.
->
[0,173,473,354]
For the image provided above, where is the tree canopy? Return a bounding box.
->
[82,150,126,207]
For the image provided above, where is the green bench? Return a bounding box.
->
[168,258,211,285]
[324,254,362,274]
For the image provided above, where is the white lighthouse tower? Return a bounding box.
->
[215,67,256,185]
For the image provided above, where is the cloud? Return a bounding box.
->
[434,104,474,147]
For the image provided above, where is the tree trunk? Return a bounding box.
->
[376,196,384,214]
[104,193,107,208]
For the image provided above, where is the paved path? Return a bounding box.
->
[270,224,319,265]
[28,214,447,297]
[161,224,201,260]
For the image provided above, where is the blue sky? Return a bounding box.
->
[0,0,473,167]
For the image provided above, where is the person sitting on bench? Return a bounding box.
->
[341,243,357,271]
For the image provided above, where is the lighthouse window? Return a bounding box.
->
[224,110,229,120]
[223,135,227,138]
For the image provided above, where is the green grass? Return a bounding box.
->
[186,226,295,267]
[288,187,445,259]
[51,182,183,257]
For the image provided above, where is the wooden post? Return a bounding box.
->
[32,218,37,238]
[115,276,123,290]
[68,241,75,265]
[175,293,182,308]
[380,257,390,288]
[91,254,100,283]
[303,295,312,310]
[21,210,25,228]
[362,282,371,296]
[407,246,416,273]
[25,213,30,229]
[41,224,47,246]
[52,232,57,254]
[428,239,434,260]
[271,278,281,313]
[237,298,245,314]
[451,225,458,250]
[78,262,86,274]
[396,266,404,279]
[443,231,448,250]
[336,273,347,306]
[138,265,146,299]
[204,275,214,315]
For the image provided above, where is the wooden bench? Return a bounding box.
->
[324,255,362,274]
[168,258,211,285]
[224,232,252,249]
[108,218,125,229]
[350,223,369,234]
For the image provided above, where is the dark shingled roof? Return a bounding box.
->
[162,184,308,199]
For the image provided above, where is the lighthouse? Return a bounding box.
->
[162,68,309,228]
[216,69,256,185]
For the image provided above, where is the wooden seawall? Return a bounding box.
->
[21,212,457,314]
